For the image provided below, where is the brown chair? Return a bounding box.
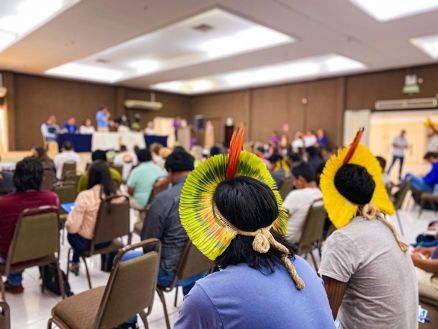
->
[41,169,56,191]
[392,181,411,236]
[0,301,10,329]
[279,177,294,200]
[133,177,170,236]
[48,239,161,329]
[297,199,326,271]
[156,241,213,329]
[62,162,77,181]
[64,171,81,189]
[0,206,65,300]
[66,195,131,289]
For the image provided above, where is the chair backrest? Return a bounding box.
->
[95,239,161,329]
[279,177,294,200]
[7,206,59,268]
[62,162,77,180]
[147,178,169,208]
[298,199,326,254]
[92,195,130,246]
[64,171,81,189]
[41,169,56,191]
[393,181,411,210]
[53,184,77,204]
[0,301,10,329]
[174,241,213,284]
[110,164,123,177]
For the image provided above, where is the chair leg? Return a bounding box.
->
[55,259,66,299]
[396,211,405,236]
[139,310,149,329]
[309,249,319,272]
[47,318,53,329]
[174,287,179,307]
[65,248,72,282]
[81,257,92,289]
[157,288,171,329]
[0,278,5,301]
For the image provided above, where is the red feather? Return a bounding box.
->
[226,128,244,179]
[343,127,364,164]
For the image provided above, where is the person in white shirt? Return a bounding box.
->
[387,130,408,180]
[113,145,138,181]
[283,162,323,244]
[79,119,95,134]
[144,121,156,135]
[54,141,80,180]
[291,132,305,152]
[303,130,317,148]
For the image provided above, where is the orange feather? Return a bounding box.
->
[226,128,244,179]
[343,127,364,164]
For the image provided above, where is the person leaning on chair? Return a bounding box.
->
[0,157,58,294]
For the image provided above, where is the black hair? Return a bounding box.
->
[288,152,302,163]
[376,156,387,171]
[210,145,222,157]
[87,160,116,197]
[91,150,107,162]
[34,146,47,160]
[13,157,43,191]
[292,162,316,182]
[306,146,319,158]
[63,141,74,151]
[119,145,127,152]
[334,163,375,205]
[214,176,291,271]
[137,148,152,163]
[424,152,438,160]
[315,161,326,186]
[165,149,194,172]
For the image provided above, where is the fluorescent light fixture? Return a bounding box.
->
[411,34,438,59]
[46,63,124,83]
[0,30,17,52]
[199,26,292,58]
[151,54,365,94]
[350,0,438,21]
[126,59,160,75]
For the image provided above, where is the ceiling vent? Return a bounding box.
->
[375,97,438,110]
[96,58,111,64]
[193,24,214,32]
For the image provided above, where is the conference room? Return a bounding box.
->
[1,0,438,328]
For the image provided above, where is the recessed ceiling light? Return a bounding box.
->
[126,59,160,75]
[350,0,438,21]
[411,34,438,59]
[46,63,124,83]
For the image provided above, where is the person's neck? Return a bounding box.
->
[171,172,189,184]
[304,182,317,188]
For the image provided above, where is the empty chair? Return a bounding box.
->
[156,241,213,329]
[66,195,130,289]
[64,170,81,189]
[62,162,77,181]
[297,199,326,271]
[48,239,161,329]
[279,176,294,200]
[0,206,64,300]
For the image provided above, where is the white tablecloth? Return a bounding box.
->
[0,162,16,171]
[92,132,145,151]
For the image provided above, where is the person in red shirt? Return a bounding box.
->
[0,157,58,294]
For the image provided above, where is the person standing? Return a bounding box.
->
[96,107,110,132]
[387,130,408,180]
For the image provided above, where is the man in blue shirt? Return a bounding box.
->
[95,106,110,131]
[405,152,438,192]
[63,117,78,134]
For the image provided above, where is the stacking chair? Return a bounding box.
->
[156,241,213,329]
[53,183,77,243]
[61,162,77,181]
[297,199,326,271]
[392,181,411,236]
[66,195,130,289]
[0,206,64,300]
[133,177,170,236]
[41,169,56,191]
[279,177,294,200]
[0,301,10,329]
[48,239,161,329]
[64,170,81,190]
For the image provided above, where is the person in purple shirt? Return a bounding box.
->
[404,151,438,192]
[174,176,335,329]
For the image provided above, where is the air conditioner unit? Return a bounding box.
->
[124,99,163,111]
[375,98,437,110]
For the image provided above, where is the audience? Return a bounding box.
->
[0,158,59,293]
[77,150,121,193]
[54,141,80,180]
[209,145,223,157]
[306,146,324,172]
[113,145,138,181]
[63,117,78,134]
[283,162,322,244]
[79,119,95,134]
[31,146,55,172]
[144,121,156,135]
[412,245,438,302]
[376,155,392,186]
[404,151,438,192]
[66,160,119,274]
[127,148,165,209]
[40,115,59,143]
[316,129,329,148]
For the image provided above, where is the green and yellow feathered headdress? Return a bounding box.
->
[320,128,395,229]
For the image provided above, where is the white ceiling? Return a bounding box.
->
[1,0,438,94]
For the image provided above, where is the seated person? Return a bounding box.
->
[376,155,392,187]
[412,246,438,301]
[0,157,58,293]
[77,150,121,193]
[32,146,55,172]
[306,146,324,173]
[283,162,322,244]
[415,221,438,248]
[404,151,438,192]
[113,145,138,181]
[319,147,418,328]
[79,119,95,134]
[63,117,78,134]
[54,141,80,180]
[66,160,119,274]
[174,130,335,329]
[127,148,165,209]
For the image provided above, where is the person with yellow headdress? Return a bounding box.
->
[318,129,418,329]
[173,128,335,329]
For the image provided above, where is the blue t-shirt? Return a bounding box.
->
[174,256,335,329]
[96,110,108,128]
